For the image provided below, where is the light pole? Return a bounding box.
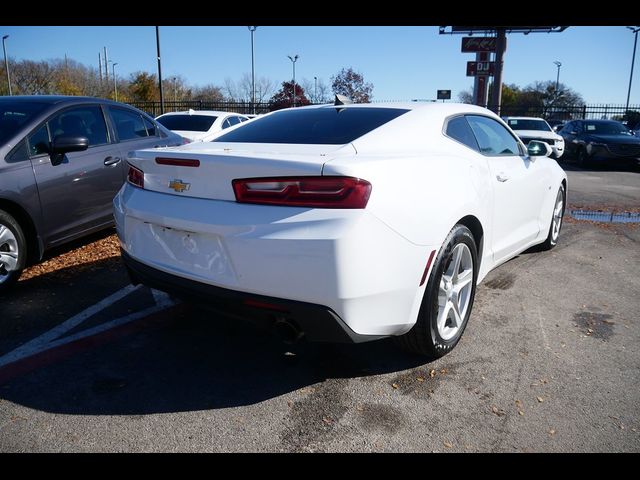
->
[553,60,562,96]
[314,76,317,103]
[156,26,164,115]
[112,62,118,101]
[626,26,640,114]
[287,54,299,107]
[248,26,257,114]
[173,76,178,103]
[2,35,12,96]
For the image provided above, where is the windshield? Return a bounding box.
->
[584,122,632,135]
[0,101,51,144]
[506,119,551,132]
[213,107,409,145]
[156,114,217,132]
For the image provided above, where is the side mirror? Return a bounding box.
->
[50,135,89,166]
[527,140,552,158]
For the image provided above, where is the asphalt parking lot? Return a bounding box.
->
[1,159,639,452]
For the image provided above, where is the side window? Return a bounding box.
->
[110,108,148,141]
[466,115,521,156]
[28,124,50,156]
[445,116,479,152]
[143,116,158,137]
[228,116,241,127]
[49,106,108,147]
[221,118,233,129]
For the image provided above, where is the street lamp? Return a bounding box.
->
[287,54,299,107]
[553,60,562,96]
[248,26,257,114]
[314,76,317,103]
[2,35,12,96]
[173,76,178,103]
[626,26,640,114]
[112,62,118,101]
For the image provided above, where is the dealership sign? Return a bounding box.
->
[461,37,500,52]
[466,61,496,76]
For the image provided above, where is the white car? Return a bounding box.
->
[114,102,567,357]
[155,110,249,143]
[504,116,565,159]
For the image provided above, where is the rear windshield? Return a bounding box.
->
[506,119,551,132]
[156,114,217,132]
[584,122,632,135]
[0,101,51,144]
[213,107,409,144]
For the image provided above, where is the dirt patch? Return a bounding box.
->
[573,311,615,341]
[485,273,516,290]
[356,403,405,434]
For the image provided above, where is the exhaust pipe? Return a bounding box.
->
[273,317,304,344]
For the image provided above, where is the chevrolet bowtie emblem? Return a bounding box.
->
[168,179,190,193]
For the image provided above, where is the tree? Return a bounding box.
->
[191,84,224,102]
[128,71,159,101]
[331,67,373,103]
[224,74,276,103]
[301,77,331,104]
[457,87,474,104]
[269,81,310,110]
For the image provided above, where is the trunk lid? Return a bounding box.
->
[127,141,356,201]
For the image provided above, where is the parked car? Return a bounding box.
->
[547,119,566,132]
[155,110,250,143]
[558,119,640,166]
[503,116,565,159]
[0,95,183,291]
[114,102,566,357]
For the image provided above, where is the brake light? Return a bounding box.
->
[156,157,200,167]
[232,176,372,209]
[127,164,144,189]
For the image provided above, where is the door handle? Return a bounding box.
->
[496,173,510,182]
[104,156,121,166]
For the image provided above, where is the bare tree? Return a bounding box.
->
[10,60,55,95]
[301,77,331,104]
[224,73,275,102]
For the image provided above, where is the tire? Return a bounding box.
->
[539,185,565,251]
[0,209,27,292]
[576,147,588,167]
[396,224,478,358]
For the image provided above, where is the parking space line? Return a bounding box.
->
[0,284,142,369]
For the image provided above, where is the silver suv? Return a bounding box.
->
[0,96,183,291]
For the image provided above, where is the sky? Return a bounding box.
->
[0,25,638,105]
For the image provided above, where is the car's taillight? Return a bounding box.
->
[182,137,192,144]
[232,176,372,209]
[127,164,144,189]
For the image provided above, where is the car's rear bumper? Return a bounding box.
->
[122,250,381,343]
[114,184,435,337]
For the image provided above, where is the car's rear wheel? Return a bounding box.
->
[396,224,478,358]
[576,147,588,167]
[539,185,565,251]
[0,209,26,292]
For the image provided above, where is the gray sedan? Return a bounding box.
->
[0,95,184,291]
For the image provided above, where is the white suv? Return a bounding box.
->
[504,117,565,159]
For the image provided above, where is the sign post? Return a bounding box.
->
[437,90,451,102]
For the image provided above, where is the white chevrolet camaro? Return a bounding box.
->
[114,102,567,357]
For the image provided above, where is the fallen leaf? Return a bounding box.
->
[322,417,332,425]
[491,406,506,417]
[518,410,524,416]
[548,429,556,436]
[391,383,399,389]
[443,441,453,448]
[429,369,436,378]
[356,405,364,412]
[536,396,545,403]
[440,368,448,375]
[416,377,425,382]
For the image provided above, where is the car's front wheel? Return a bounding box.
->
[0,209,26,292]
[539,185,565,251]
[396,224,478,358]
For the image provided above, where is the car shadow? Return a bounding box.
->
[1,296,429,416]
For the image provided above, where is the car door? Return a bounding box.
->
[466,115,546,264]
[561,121,581,157]
[107,106,167,165]
[29,104,123,246]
